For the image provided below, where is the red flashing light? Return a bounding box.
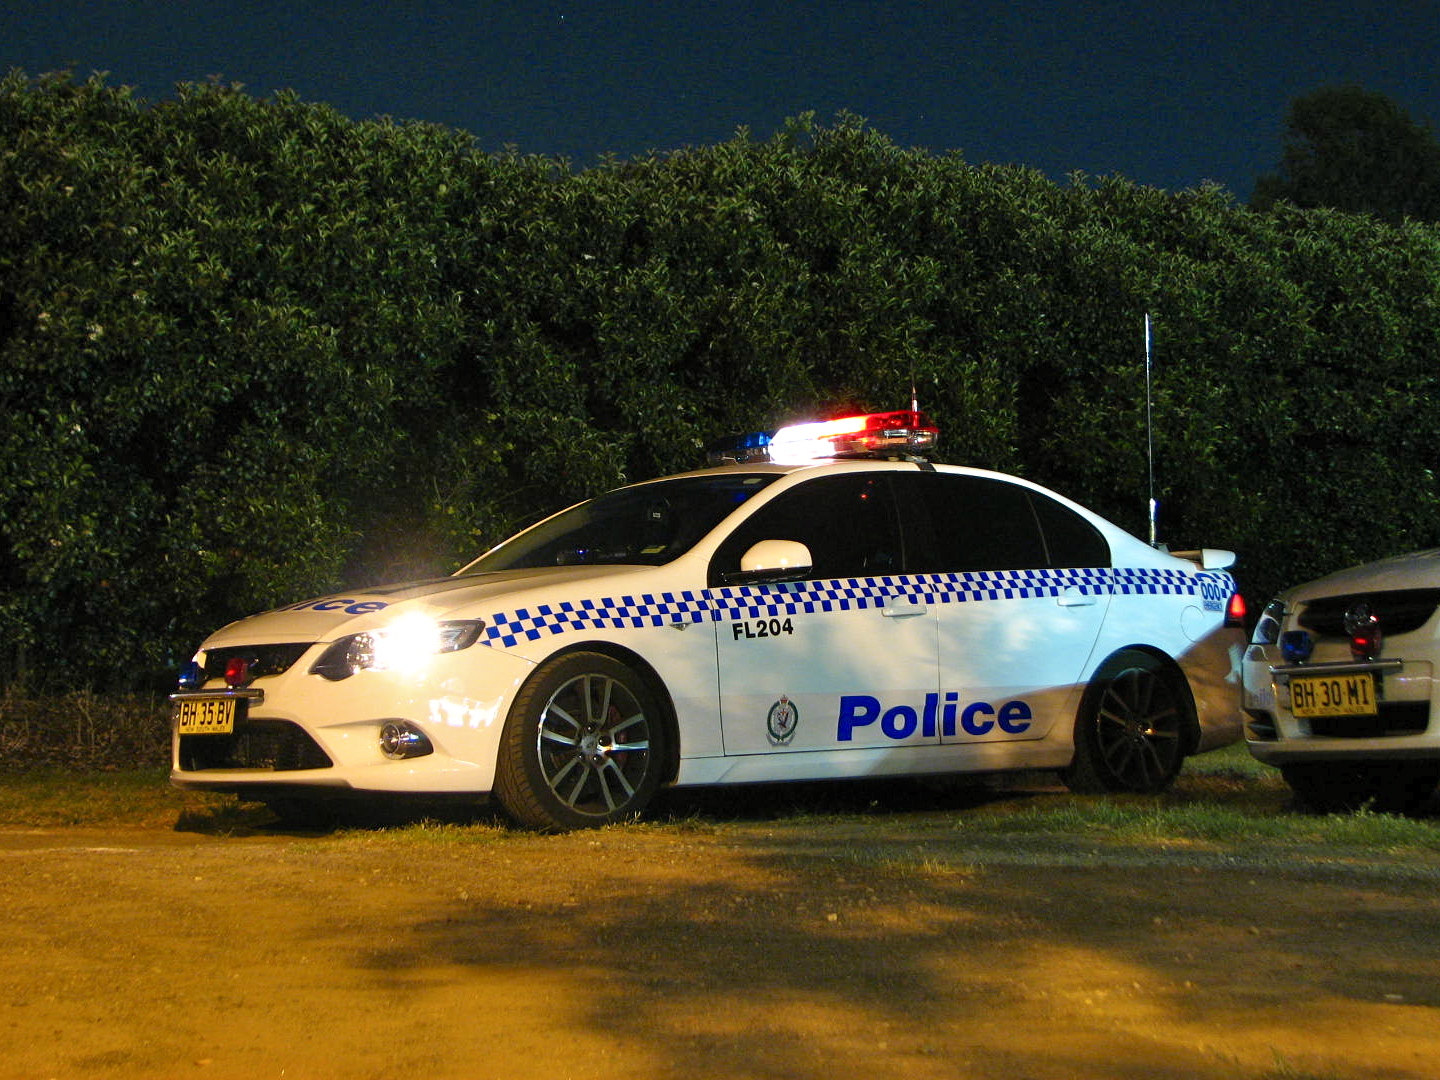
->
[225,656,253,688]
[768,410,939,462]
[1350,624,1382,661]
[1344,604,1382,660]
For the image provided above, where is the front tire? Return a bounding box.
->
[495,652,667,831]
[1062,650,1190,794]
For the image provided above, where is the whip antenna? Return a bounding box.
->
[1145,313,1158,547]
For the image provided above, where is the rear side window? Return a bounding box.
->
[897,473,1109,572]
[1029,488,1110,568]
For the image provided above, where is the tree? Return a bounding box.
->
[1252,84,1440,223]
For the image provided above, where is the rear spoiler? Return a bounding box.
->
[1170,548,1236,571]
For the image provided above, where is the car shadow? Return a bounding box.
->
[170,772,1062,836]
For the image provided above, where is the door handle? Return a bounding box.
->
[1056,587,1097,608]
[882,600,928,617]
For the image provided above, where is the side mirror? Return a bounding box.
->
[726,539,813,585]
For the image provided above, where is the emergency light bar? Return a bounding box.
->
[706,410,939,466]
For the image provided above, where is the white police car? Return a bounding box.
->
[171,411,1246,830]
[1243,550,1440,813]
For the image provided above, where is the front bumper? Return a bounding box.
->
[1243,646,1438,765]
[169,640,536,796]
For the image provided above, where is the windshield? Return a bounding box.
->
[460,473,781,573]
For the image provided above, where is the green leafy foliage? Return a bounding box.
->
[2,73,1439,687]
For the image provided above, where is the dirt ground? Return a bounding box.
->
[1,785,1438,1080]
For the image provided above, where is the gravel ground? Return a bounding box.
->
[1,799,1438,1080]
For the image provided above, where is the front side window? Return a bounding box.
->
[462,474,781,573]
[709,474,904,585]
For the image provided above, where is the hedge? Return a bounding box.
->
[2,72,1437,688]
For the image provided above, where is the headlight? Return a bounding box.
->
[1250,599,1285,646]
[310,617,485,681]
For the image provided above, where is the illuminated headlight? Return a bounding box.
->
[310,617,485,681]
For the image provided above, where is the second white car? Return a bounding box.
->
[1244,549,1440,813]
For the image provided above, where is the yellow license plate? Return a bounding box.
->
[174,697,237,734]
[1289,673,1378,718]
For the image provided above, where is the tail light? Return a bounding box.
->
[1225,591,1247,629]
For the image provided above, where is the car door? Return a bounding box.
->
[894,472,1111,744]
[708,471,939,755]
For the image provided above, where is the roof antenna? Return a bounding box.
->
[1145,312,1159,548]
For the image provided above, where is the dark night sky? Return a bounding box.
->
[5,1,1439,198]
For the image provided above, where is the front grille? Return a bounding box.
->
[1298,589,1440,638]
[201,643,313,681]
[1308,702,1430,738]
[179,718,333,772]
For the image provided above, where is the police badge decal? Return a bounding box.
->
[767,696,799,745]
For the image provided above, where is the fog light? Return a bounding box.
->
[380,721,433,760]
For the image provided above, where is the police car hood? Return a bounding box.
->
[202,564,659,647]
[1290,548,1440,601]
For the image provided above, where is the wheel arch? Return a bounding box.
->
[1082,644,1202,758]
[522,640,683,785]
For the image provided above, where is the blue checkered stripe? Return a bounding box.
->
[483,591,711,648]
[1110,567,1218,597]
[480,567,1214,648]
[911,568,1109,603]
[715,577,904,618]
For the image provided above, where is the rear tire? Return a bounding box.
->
[1062,650,1190,795]
[495,652,667,831]
[1281,762,1439,815]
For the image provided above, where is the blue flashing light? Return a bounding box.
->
[177,660,205,690]
[1280,630,1314,665]
[705,429,776,465]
